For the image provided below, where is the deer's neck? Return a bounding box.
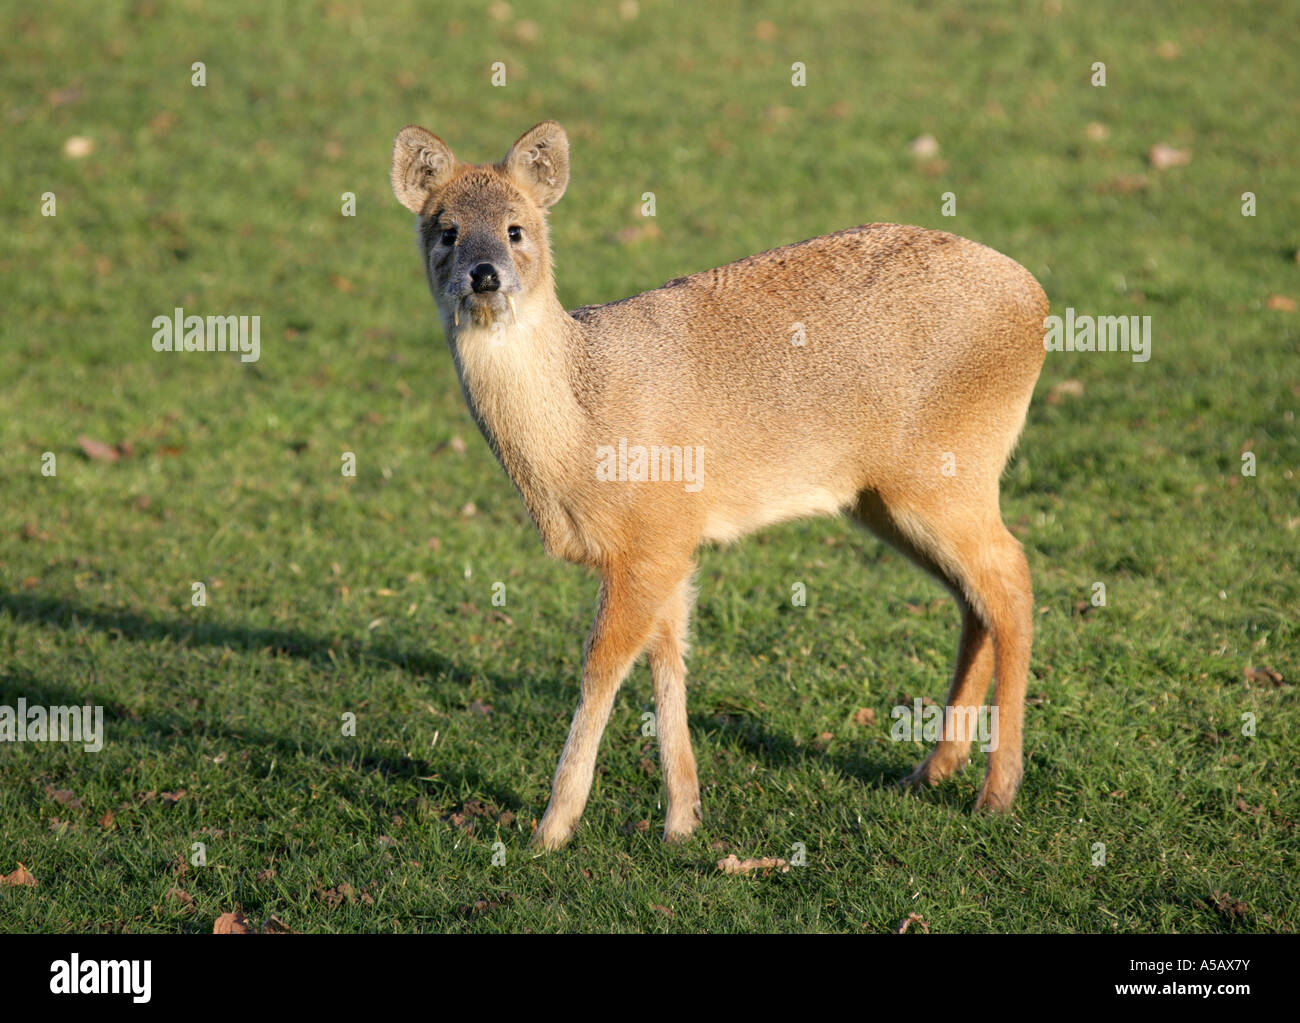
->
[446,292,591,557]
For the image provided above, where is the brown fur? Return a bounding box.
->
[391,122,1048,849]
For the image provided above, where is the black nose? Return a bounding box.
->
[470,263,500,293]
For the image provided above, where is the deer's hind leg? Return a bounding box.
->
[851,486,1032,810]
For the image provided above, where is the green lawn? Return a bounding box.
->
[0,0,1295,932]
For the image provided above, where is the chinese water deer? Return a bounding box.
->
[391,121,1048,850]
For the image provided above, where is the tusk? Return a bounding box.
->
[507,295,518,324]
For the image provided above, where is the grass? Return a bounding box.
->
[0,0,1295,933]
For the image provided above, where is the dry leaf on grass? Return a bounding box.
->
[908,134,940,159]
[78,436,128,462]
[717,854,790,875]
[63,135,94,158]
[1242,666,1285,688]
[2,863,39,887]
[1265,295,1297,312]
[45,785,83,809]
[316,883,355,908]
[213,910,254,934]
[1148,143,1191,169]
[853,707,876,727]
[1206,891,1249,920]
[1046,379,1085,404]
[897,913,930,933]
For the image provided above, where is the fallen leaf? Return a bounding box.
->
[78,436,121,462]
[853,707,876,727]
[897,913,930,933]
[1266,295,1297,312]
[1,864,38,887]
[63,135,94,158]
[166,888,195,912]
[213,911,254,933]
[717,854,790,875]
[650,904,674,917]
[1047,379,1085,404]
[45,785,83,809]
[1148,143,1191,169]
[260,915,301,934]
[1206,891,1249,920]
[1242,666,1286,687]
[316,883,355,908]
[908,134,940,159]
[160,789,186,806]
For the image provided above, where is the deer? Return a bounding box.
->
[390,121,1048,851]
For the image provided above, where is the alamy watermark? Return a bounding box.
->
[50,955,150,1003]
[151,307,260,362]
[1044,307,1151,363]
[595,438,704,492]
[890,699,999,752]
[0,699,104,752]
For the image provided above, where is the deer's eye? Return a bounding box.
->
[507,225,523,244]
[440,227,458,246]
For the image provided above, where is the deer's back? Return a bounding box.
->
[572,223,1046,435]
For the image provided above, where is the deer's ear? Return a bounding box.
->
[501,121,569,209]
[391,126,456,214]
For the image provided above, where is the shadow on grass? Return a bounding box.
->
[0,589,476,685]
[0,590,530,814]
[0,589,930,824]
[702,713,974,811]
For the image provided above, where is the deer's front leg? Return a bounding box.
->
[533,557,687,851]
[648,577,701,842]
